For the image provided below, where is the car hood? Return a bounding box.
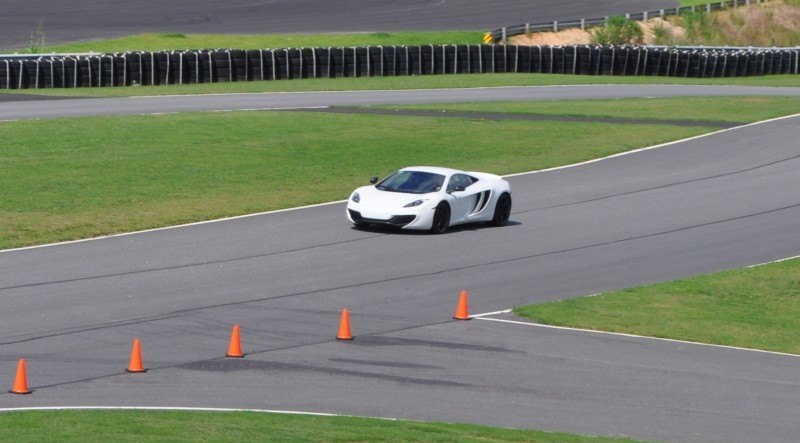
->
[355,186,435,210]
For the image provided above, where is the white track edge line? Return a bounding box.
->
[468,309,512,318]
[0,406,398,421]
[747,254,800,268]
[4,111,799,254]
[475,316,800,358]
[503,111,800,177]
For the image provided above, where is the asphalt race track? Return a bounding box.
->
[2,84,800,121]
[1,84,800,441]
[0,0,676,50]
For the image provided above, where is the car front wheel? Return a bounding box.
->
[489,193,511,227]
[430,202,450,234]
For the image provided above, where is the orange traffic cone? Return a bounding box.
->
[126,338,146,373]
[226,324,244,358]
[9,358,31,395]
[336,308,353,340]
[453,290,470,320]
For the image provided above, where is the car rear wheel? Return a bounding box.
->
[489,193,511,227]
[430,202,450,234]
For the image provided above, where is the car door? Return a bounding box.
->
[446,174,479,224]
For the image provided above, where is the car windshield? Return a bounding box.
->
[376,170,445,194]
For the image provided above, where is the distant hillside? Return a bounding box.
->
[510,0,800,47]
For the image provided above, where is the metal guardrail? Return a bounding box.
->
[487,0,768,43]
[0,45,797,90]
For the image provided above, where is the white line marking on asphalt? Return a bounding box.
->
[0,406,397,421]
[468,309,512,318]
[475,316,800,358]
[503,112,800,178]
[747,254,800,268]
[3,109,798,254]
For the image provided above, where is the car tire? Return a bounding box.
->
[430,202,450,234]
[489,193,512,227]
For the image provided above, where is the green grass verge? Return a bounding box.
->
[0,410,637,442]
[377,96,800,123]
[1,74,799,99]
[12,31,485,54]
[515,258,800,354]
[0,97,731,249]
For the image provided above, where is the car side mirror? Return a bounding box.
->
[369,176,379,184]
[454,185,466,192]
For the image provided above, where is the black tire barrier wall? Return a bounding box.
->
[0,45,798,90]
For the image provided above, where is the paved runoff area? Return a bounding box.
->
[2,85,800,121]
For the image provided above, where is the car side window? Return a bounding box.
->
[447,174,473,193]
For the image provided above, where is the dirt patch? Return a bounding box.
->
[711,3,800,46]
[639,17,685,45]
[771,5,800,32]
[508,18,683,46]
[509,28,591,46]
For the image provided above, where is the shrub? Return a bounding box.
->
[681,11,715,44]
[652,21,674,45]
[26,22,45,54]
[591,16,644,45]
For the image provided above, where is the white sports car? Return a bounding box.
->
[346,166,512,233]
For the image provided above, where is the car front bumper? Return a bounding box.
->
[348,209,417,227]
[346,204,435,230]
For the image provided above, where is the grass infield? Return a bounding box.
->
[0,102,727,249]
[515,258,800,355]
[0,409,638,442]
[4,96,800,249]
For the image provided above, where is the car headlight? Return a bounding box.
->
[351,192,360,203]
[403,199,427,208]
